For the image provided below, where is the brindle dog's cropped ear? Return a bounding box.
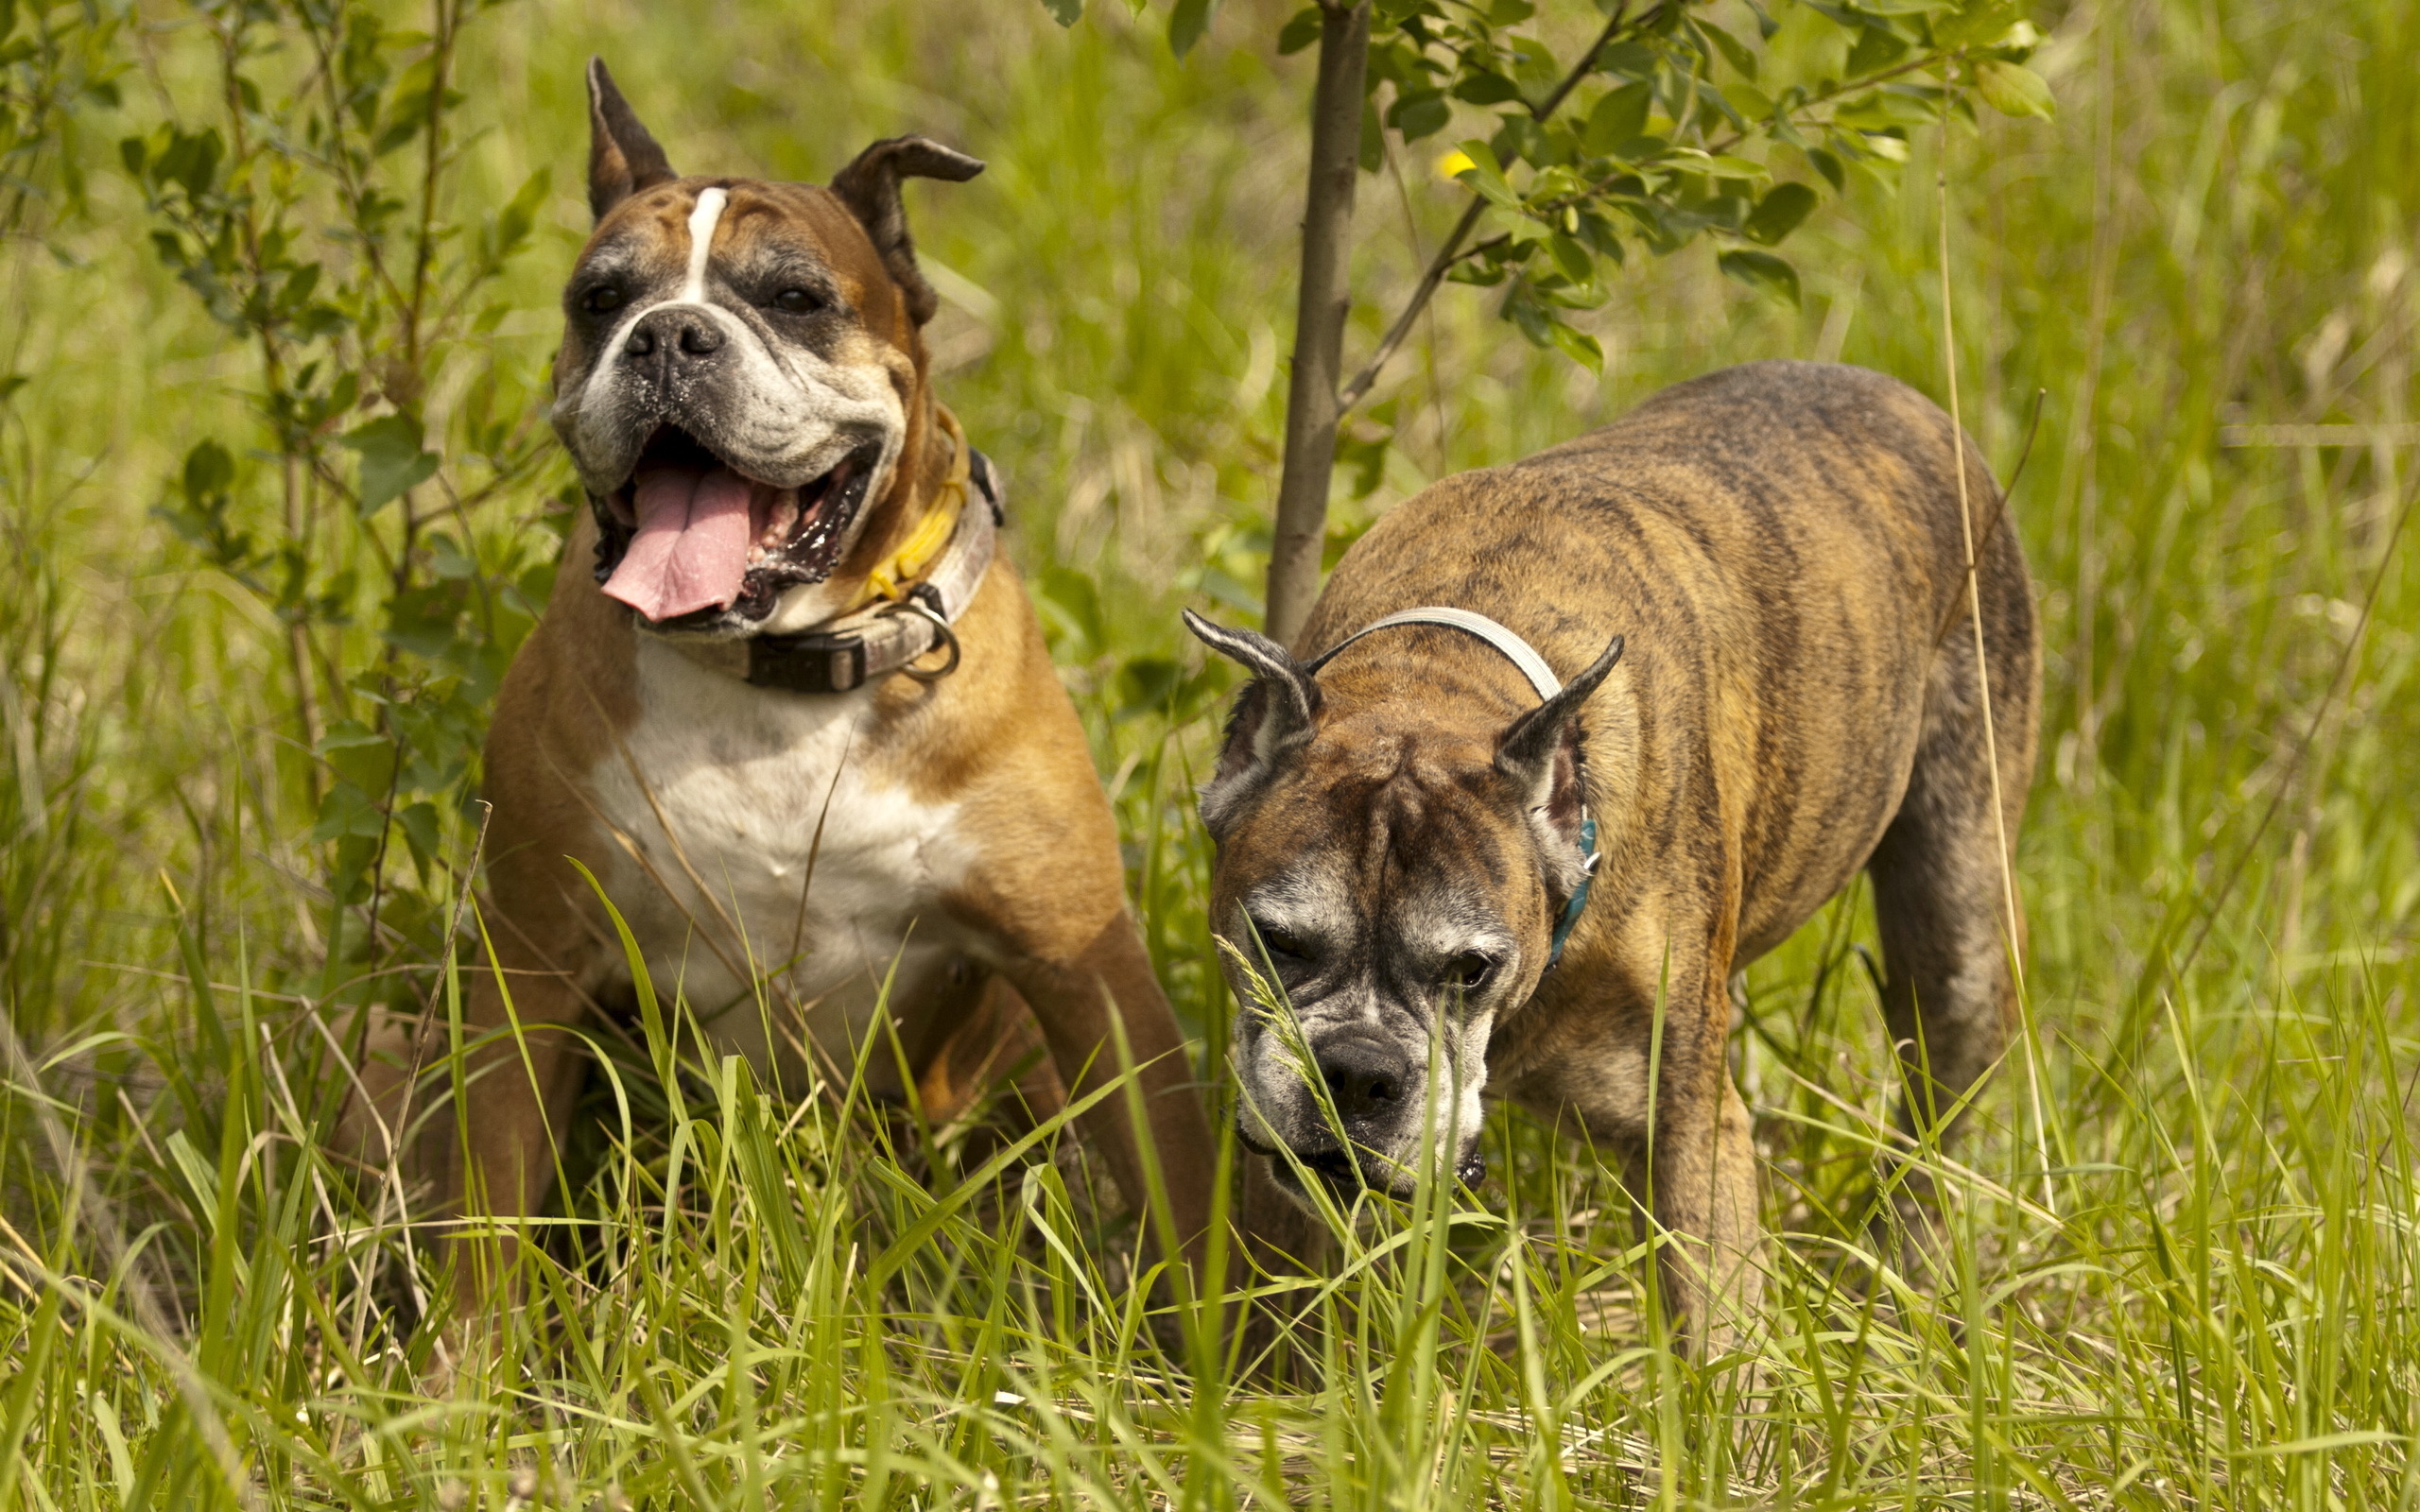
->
[1496,635,1624,868]
[1184,610,1322,836]
[586,58,677,221]
[831,136,985,326]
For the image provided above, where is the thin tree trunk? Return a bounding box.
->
[1264,0,1370,648]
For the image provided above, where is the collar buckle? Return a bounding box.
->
[747,629,871,694]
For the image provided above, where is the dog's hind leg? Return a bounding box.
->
[1864,569,2038,1249]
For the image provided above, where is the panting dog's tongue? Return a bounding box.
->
[602,466,755,623]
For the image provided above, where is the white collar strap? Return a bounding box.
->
[1305,605,1565,700]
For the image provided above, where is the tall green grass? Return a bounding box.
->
[5,0,2418,1505]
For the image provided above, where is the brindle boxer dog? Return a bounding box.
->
[1186,361,2038,1347]
[351,61,1215,1318]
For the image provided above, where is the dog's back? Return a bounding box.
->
[1201,359,2039,1346]
[1303,359,2035,962]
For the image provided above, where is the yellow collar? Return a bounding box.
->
[854,404,972,610]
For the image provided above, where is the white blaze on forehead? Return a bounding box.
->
[681,187,729,303]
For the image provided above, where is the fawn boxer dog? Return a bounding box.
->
[1186,361,2038,1347]
[354,61,1215,1314]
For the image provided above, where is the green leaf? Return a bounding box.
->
[310,781,388,844]
[1388,88,1451,142]
[182,439,233,503]
[1583,82,1652,155]
[1975,60,2054,119]
[493,166,550,261]
[1276,5,1320,53]
[1486,0,1534,22]
[154,128,224,198]
[1808,146,1847,190]
[1547,320,1604,374]
[341,414,440,514]
[1719,248,1801,306]
[1844,23,1910,77]
[1699,20,1758,81]
[1547,232,1594,284]
[1745,181,1819,245]
[1726,83,1775,120]
[1698,153,1773,180]
[1168,0,1215,56]
[1450,140,1520,208]
[1508,36,1559,94]
[1038,0,1080,24]
[1451,72,1525,106]
[1595,41,1659,78]
[1934,0,2023,47]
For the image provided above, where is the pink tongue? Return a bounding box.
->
[602,466,756,623]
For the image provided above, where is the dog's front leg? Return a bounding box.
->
[390,910,598,1335]
[1526,909,1765,1356]
[990,907,1216,1286]
[1644,1026,1763,1358]
[1637,898,1764,1358]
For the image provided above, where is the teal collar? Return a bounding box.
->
[1547,814,1599,970]
[1307,605,1601,972]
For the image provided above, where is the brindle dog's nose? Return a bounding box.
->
[623,307,724,362]
[1314,1033,1409,1124]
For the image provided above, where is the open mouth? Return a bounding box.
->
[592,425,880,627]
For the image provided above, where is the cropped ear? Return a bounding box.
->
[830,136,985,326]
[1495,635,1624,890]
[1184,610,1322,837]
[586,58,678,220]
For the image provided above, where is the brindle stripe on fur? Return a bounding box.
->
[1196,360,2040,1351]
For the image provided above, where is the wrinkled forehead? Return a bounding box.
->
[1229,743,1531,927]
[576,179,902,320]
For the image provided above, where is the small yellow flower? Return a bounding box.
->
[1436,149,1476,181]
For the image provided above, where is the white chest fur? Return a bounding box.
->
[584,638,973,1091]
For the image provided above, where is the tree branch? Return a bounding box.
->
[1265,0,1374,644]
[1336,1,1642,416]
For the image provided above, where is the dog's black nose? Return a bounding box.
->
[1314,1034,1409,1124]
[623,307,724,362]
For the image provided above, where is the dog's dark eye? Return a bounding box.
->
[581,284,627,314]
[1248,915,1308,964]
[1442,953,1495,992]
[771,287,821,314]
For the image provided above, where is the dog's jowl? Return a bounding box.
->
[1189,361,2039,1348]
[351,60,1216,1314]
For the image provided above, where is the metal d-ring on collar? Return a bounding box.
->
[741,446,1004,696]
[1305,605,1604,970]
[893,592,962,683]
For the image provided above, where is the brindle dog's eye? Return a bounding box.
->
[1443,953,1495,992]
[582,284,627,314]
[1248,915,1306,963]
[771,287,821,314]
